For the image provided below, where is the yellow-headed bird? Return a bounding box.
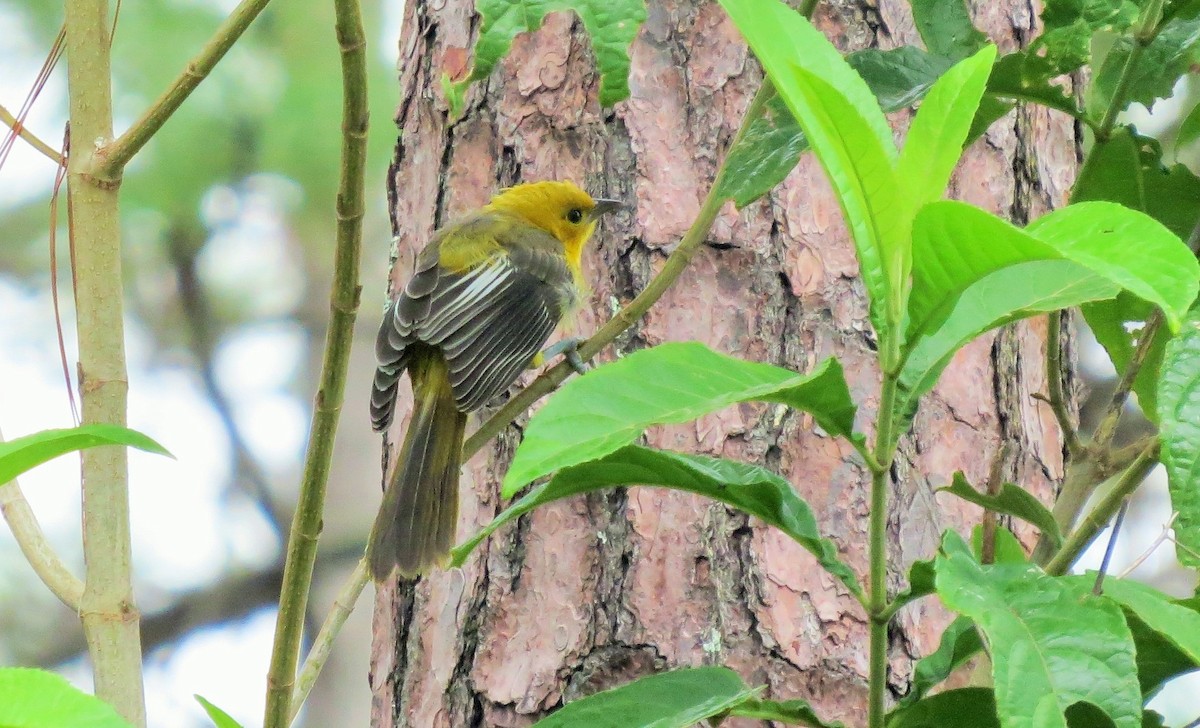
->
[369,181,620,580]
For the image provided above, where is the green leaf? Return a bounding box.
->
[530,667,760,728]
[907,200,1196,347]
[940,472,1062,548]
[446,0,647,115]
[891,557,937,614]
[719,0,903,339]
[910,0,988,62]
[935,549,1142,728]
[897,617,984,708]
[1179,100,1200,150]
[897,201,1131,432]
[1082,293,1167,419]
[1074,125,1200,241]
[194,696,245,728]
[986,51,1084,120]
[1028,202,1200,329]
[1096,578,1200,667]
[971,524,1029,564]
[898,46,997,217]
[1092,14,1200,113]
[1124,605,1200,698]
[0,668,133,728]
[730,697,844,727]
[716,93,811,209]
[0,424,173,485]
[464,445,863,597]
[1072,128,1200,420]
[888,687,999,728]
[1159,302,1200,568]
[501,342,857,495]
[847,46,954,111]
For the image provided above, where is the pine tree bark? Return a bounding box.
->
[371,1,1077,725]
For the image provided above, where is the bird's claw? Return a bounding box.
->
[542,337,589,375]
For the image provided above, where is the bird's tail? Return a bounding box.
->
[368,353,467,581]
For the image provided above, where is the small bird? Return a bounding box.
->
[369,180,621,580]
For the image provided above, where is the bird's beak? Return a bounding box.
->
[590,198,624,219]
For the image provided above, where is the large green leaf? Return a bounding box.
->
[909,0,988,62]
[897,616,983,708]
[530,667,759,728]
[896,46,997,215]
[0,668,132,728]
[1073,128,1200,421]
[847,46,953,111]
[446,0,647,114]
[501,342,857,495]
[719,0,904,340]
[1027,202,1198,330]
[0,424,172,485]
[463,445,862,598]
[1092,14,1200,114]
[1159,302,1200,568]
[935,544,1142,728]
[940,473,1062,548]
[888,688,999,728]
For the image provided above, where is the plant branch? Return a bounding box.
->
[1043,312,1082,456]
[1096,0,1165,140]
[867,370,897,728]
[289,558,370,722]
[0,104,64,165]
[0,427,84,610]
[64,0,146,722]
[261,0,367,722]
[93,0,275,179]
[1044,442,1159,576]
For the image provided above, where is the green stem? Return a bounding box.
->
[289,559,370,723]
[64,0,145,723]
[1096,0,1165,140]
[93,0,276,179]
[867,371,898,728]
[1044,443,1158,576]
[261,0,367,722]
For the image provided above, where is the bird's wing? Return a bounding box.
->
[371,220,573,430]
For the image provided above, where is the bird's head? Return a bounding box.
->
[487,181,622,254]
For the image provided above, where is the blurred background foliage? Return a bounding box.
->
[1,0,399,724]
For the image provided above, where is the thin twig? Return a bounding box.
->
[1091,498,1129,594]
[1092,309,1163,448]
[49,125,79,425]
[260,0,367,720]
[1043,312,1082,455]
[289,559,370,722]
[0,26,65,172]
[94,0,276,178]
[0,104,64,165]
[1117,512,1177,578]
[980,443,1011,565]
[0,426,85,609]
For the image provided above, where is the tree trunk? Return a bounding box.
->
[371,0,1077,725]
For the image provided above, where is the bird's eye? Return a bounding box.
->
[566,208,584,224]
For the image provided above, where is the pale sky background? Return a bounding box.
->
[2,3,1199,726]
